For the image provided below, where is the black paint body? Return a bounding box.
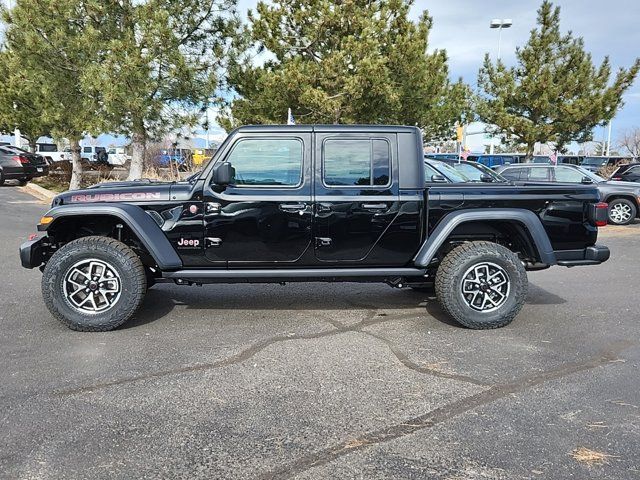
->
[51,125,601,270]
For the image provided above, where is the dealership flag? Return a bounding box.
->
[287,108,295,125]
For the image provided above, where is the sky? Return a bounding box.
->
[2,0,639,151]
[233,0,640,151]
[413,0,640,149]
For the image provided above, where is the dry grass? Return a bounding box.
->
[571,447,614,466]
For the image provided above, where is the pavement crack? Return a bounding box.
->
[256,340,635,480]
[362,331,489,386]
[54,310,405,396]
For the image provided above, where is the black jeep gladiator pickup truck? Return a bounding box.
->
[20,125,610,331]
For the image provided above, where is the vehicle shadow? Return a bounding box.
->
[124,281,566,329]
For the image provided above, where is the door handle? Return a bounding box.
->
[280,203,307,212]
[362,203,387,210]
[316,203,332,213]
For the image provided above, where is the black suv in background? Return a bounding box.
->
[0,145,49,185]
[611,163,640,183]
[496,163,640,225]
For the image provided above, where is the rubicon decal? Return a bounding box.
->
[71,192,162,202]
[177,238,200,248]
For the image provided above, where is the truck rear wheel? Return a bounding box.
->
[42,236,147,331]
[435,241,528,329]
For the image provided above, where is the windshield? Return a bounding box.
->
[575,166,605,182]
[582,157,607,166]
[450,161,506,182]
[429,160,471,183]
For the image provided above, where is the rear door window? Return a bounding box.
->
[554,167,584,183]
[323,138,390,187]
[528,167,551,181]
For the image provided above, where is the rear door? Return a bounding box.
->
[313,132,398,264]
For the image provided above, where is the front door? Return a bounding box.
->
[203,133,313,267]
[313,133,399,264]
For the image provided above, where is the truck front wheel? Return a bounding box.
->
[435,241,528,329]
[41,236,147,331]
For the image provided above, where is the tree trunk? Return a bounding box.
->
[525,142,535,163]
[69,138,83,191]
[28,138,37,153]
[128,128,146,181]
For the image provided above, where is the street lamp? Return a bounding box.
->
[490,18,512,61]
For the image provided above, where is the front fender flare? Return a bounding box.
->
[413,208,556,267]
[39,203,182,270]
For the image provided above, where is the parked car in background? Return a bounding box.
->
[0,145,49,185]
[496,163,640,225]
[423,159,470,183]
[427,153,525,168]
[106,147,130,166]
[154,148,192,168]
[36,143,71,163]
[81,145,107,163]
[610,163,640,183]
[428,157,508,183]
[192,148,216,167]
[580,156,632,173]
[532,155,582,165]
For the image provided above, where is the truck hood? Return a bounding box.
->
[599,180,640,190]
[52,180,175,206]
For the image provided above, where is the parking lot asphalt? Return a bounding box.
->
[1,184,639,479]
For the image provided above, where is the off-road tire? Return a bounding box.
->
[0,170,4,186]
[435,241,528,329]
[18,178,28,186]
[42,236,147,331]
[607,198,636,226]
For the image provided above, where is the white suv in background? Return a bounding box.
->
[36,143,70,163]
[107,147,130,166]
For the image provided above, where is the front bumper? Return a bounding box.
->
[19,237,45,269]
[555,244,610,267]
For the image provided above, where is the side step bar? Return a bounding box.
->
[162,267,427,281]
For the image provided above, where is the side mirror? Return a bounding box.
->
[212,162,234,185]
[480,173,494,183]
[581,176,594,184]
[431,174,447,183]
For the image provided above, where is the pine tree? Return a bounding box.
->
[1,0,113,189]
[477,1,640,159]
[0,50,53,151]
[84,0,238,180]
[221,0,470,139]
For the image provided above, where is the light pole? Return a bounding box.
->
[488,18,512,153]
[490,18,512,61]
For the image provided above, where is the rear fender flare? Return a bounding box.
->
[39,203,182,270]
[413,208,556,267]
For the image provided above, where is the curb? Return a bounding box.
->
[19,183,57,203]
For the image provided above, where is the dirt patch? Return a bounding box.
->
[571,447,614,466]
